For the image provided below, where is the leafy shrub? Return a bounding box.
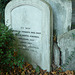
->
[0,0,11,23]
[0,23,24,72]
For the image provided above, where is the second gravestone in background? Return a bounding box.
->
[45,0,72,39]
[5,0,53,72]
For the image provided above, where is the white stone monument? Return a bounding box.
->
[58,29,75,71]
[5,0,53,72]
[45,0,72,39]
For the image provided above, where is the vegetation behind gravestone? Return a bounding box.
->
[0,0,11,23]
[0,23,24,72]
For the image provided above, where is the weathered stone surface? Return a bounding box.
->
[45,0,72,38]
[5,0,53,72]
[58,29,75,71]
[54,43,60,67]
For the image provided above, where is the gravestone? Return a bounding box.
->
[58,29,75,71]
[54,43,60,67]
[45,0,72,39]
[5,0,53,72]
[45,0,72,69]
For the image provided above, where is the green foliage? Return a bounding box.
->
[0,0,11,23]
[0,23,24,72]
[35,66,40,73]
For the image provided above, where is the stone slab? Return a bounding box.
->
[5,0,53,72]
[45,0,72,39]
[58,29,75,71]
[54,43,60,67]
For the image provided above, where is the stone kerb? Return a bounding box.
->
[5,0,53,72]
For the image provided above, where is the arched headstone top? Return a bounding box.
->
[5,0,52,27]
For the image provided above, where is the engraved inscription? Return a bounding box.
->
[13,28,41,52]
[11,5,42,52]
